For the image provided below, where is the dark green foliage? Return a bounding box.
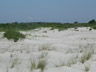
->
[0,22,96,32]
[4,29,25,42]
[74,21,78,24]
[88,19,95,23]
[89,28,92,31]
[92,25,96,29]
[37,60,47,71]
[74,27,77,29]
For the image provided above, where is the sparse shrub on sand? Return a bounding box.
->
[74,27,78,29]
[89,28,92,31]
[39,45,49,51]
[43,31,47,33]
[4,29,25,42]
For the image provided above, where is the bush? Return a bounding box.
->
[92,25,96,29]
[74,21,78,24]
[88,19,95,23]
[4,29,25,42]
[89,28,92,31]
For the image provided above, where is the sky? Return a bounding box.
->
[0,0,96,23]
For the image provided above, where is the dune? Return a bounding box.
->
[0,27,96,72]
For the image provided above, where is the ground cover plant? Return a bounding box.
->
[4,29,25,42]
[0,21,96,31]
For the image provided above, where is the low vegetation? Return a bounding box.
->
[80,51,93,63]
[0,20,96,42]
[10,58,19,68]
[56,58,77,67]
[88,19,95,24]
[37,59,47,71]
[39,52,48,59]
[92,25,96,29]
[0,20,96,32]
[4,29,25,42]
[30,59,47,72]
[85,65,90,72]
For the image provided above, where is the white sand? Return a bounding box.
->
[0,27,96,72]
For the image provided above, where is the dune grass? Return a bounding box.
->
[85,65,90,72]
[37,59,47,71]
[10,58,19,68]
[80,51,93,63]
[30,59,47,72]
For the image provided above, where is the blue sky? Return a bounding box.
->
[0,0,96,23]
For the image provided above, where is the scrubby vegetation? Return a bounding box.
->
[4,29,25,42]
[0,19,96,42]
[0,21,96,32]
[80,51,93,63]
[88,19,95,23]
[30,59,47,71]
[92,25,96,29]
[85,65,90,72]
[37,59,47,71]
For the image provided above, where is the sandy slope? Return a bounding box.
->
[0,27,96,72]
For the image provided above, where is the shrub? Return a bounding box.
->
[74,27,77,29]
[74,21,78,24]
[89,28,92,31]
[92,25,96,29]
[88,19,95,23]
[4,29,25,42]
[43,31,47,33]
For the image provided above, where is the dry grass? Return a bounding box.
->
[80,51,93,63]
[10,58,19,68]
[85,65,90,72]
[38,44,55,51]
[56,58,77,67]
[30,59,47,72]
[39,52,48,59]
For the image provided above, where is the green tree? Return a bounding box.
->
[88,19,95,23]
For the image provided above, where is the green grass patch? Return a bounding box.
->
[4,29,25,42]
